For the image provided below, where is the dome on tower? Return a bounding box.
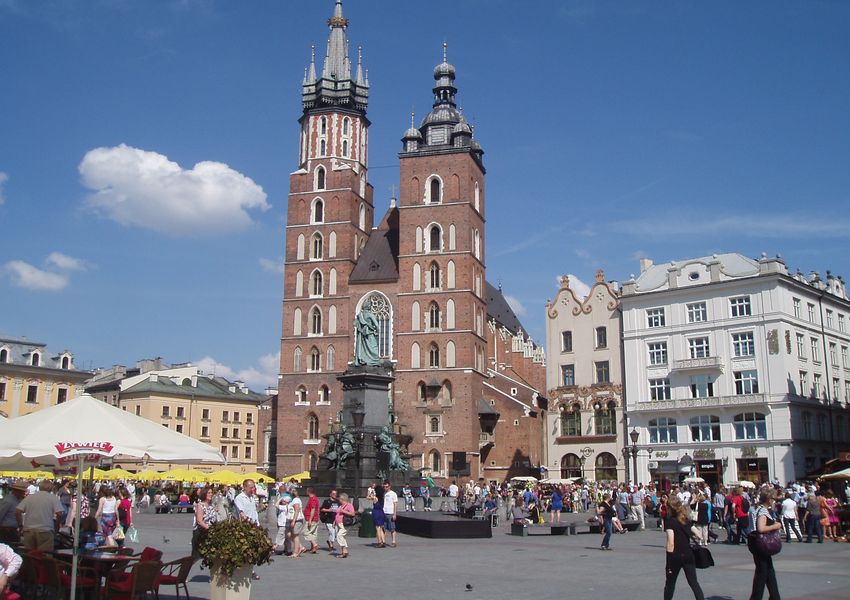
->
[403,125,422,140]
[433,60,456,79]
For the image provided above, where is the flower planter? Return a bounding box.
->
[211,564,253,600]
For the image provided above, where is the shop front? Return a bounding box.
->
[695,460,722,488]
[737,458,768,485]
[650,460,680,493]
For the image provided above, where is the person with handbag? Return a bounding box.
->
[748,489,783,600]
[804,492,824,543]
[663,496,705,600]
[334,493,356,558]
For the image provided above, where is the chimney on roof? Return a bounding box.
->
[639,258,653,273]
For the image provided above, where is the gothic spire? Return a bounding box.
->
[322,0,350,81]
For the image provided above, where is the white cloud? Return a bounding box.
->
[567,273,592,299]
[4,260,69,291]
[79,144,269,236]
[503,294,527,317]
[46,251,89,271]
[259,257,284,274]
[0,171,8,204]
[195,352,280,391]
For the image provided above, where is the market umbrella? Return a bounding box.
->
[820,467,850,480]
[737,480,756,488]
[160,467,208,483]
[242,471,275,483]
[0,393,225,600]
[510,476,538,483]
[540,478,577,485]
[133,469,163,480]
[101,468,135,481]
[683,476,705,484]
[282,470,311,483]
[208,469,245,485]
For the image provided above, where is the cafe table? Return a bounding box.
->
[54,549,133,595]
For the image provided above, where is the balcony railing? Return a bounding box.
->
[633,393,767,412]
[671,356,724,372]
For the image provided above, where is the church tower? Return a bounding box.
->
[277,0,374,475]
[394,46,489,479]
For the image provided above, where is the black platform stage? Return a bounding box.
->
[396,512,492,539]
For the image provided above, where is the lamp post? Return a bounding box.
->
[629,429,640,483]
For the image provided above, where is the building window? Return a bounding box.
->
[807,303,816,322]
[232,427,239,439]
[61,356,70,369]
[429,344,440,368]
[833,378,840,401]
[310,348,321,371]
[429,262,440,289]
[233,412,240,422]
[689,337,710,358]
[817,414,827,440]
[813,373,822,398]
[201,408,209,420]
[320,116,327,135]
[647,308,665,328]
[318,385,329,404]
[296,386,307,404]
[796,334,806,358]
[201,426,209,438]
[690,375,715,398]
[311,270,323,296]
[734,370,760,394]
[221,427,228,438]
[161,405,170,417]
[561,364,575,387]
[690,415,721,442]
[595,327,607,349]
[730,296,751,317]
[732,332,755,357]
[245,446,252,460]
[811,338,820,362]
[429,302,440,330]
[649,417,677,444]
[313,199,324,223]
[316,166,326,190]
[57,388,68,404]
[231,446,239,459]
[734,412,767,440]
[176,424,184,434]
[684,302,706,323]
[649,378,671,401]
[220,445,227,456]
[428,415,441,435]
[311,233,323,260]
[561,331,573,353]
[246,428,253,439]
[430,451,441,474]
[648,342,668,366]
[799,371,809,396]
[311,307,322,335]
[135,405,141,416]
[342,139,349,157]
[247,413,253,424]
[839,314,846,333]
[174,406,183,418]
[594,453,618,481]
[222,410,229,421]
[594,401,616,435]
[307,414,319,440]
[829,343,838,366]
[595,361,610,384]
[793,298,801,318]
[842,346,849,368]
[826,310,834,329]
[802,411,812,438]
[429,178,441,204]
[294,347,303,371]
[429,225,441,252]
[0,349,6,362]
[327,346,336,371]
[559,404,581,436]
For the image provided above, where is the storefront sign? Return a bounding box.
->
[693,449,715,459]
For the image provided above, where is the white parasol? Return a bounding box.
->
[683,476,705,484]
[510,476,538,483]
[737,480,756,488]
[539,477,579,485]
[820,467,850,480]
[0,394,225,600]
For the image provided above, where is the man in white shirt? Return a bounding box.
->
[383,480,399,548]
[780,492,803,542]
[448,480,459,511]
[234,479,259,524]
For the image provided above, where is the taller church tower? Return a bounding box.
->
[277,0,374,475]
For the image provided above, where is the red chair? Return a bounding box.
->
[155,556,193,599]
[109,547,163,583]
[103,561,161,600]
[49,556,99,600]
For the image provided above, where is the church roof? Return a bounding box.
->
[349,206,399,283]
[485,281,524,336]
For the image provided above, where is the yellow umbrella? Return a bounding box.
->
[1,469,54,478]
[161,468,207,483]
[282,471,311,483]
[208,469,244,485]
[83,468,110,480]
[133,469,163,480]
[102,468,134,481]
[242,471,275,483]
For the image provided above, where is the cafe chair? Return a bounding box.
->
[104,561,161,600]
[155,556,194,599]
[110,547,163,583]
[51,556,99,600]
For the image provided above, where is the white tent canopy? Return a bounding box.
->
[821,467,850,480]
[0,393,225,600]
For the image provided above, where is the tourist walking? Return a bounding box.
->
[597,493,615,550]
[402,483,415,512]
[320,489,340,551]
[780,492,802,542]
[383,480,399,547]
[95,487,118,537]
[663,496,705,600]
[287,488,305,557]
[334,492,355,558]
[302,487,320,554]
[419,480,432,511]
[368,482,386,547]
[16,480,63,552]
[804,491,823,543]
[550,487,563,525]
[821,490,839,541]
[192,486,219,559]
[748,490,782,600]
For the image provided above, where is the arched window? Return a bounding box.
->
[61,356,70,369]
[0,349,7,362]
[357,292,393,359]
[411,301,421,331]
[311,270,323,296]
[342,140,349,157]
[594,452,618,481]
[447,261,455,288]
[429,344,440,368]
[295,270,304,296]
[594,400,616,435]
[329,268,337,295]
[429,262,440,289]
[474,181,480,211]
[441,380,452,403]
[445,341,456,367]
[311,233,323,259]
[429,177,441,203]
[430,450,441,474]
[734,412,767,440]
[308,452,318,471]
[326,346,335,371]
[31,353,40,367]
[293,308,302,336]
[342,117,350,135]
[560,453,581,479]
[329,231,337,258]
[413,263,421,291]
[315,167,326,190]
[415,227,423,252]
[307,414,319,440]
[429,302,440,330]
[293,347,302,371]
[429,416,441,434]
[310,347,321,371]
[411,343,421,369]
[417,381,427,403]
[312,198,324,223]
[359,204,366,230]
[319,139,326,156]
[560,404,582,437]
[296,385,307,403]
[429,225,441,252]
[297,234,305,260]
[448,224,456,250]
[473,229,480,259]
[311,307,322,335]
[320,116,327,135]
[446,299,456,329]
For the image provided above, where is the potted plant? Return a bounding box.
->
[198,518,274,600]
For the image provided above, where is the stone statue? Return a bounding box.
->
[375,425,409,471]
[321,431,338,470]
[337,425,356,469]
[353,308,381,366]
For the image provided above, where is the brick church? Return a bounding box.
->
[276,1,547,483]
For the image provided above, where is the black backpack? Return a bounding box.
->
[741,496,750,513]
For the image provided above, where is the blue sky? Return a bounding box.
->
[2,0,849,389]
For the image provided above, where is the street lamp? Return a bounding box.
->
[629,429,640,483]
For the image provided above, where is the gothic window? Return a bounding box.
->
[310,347,321,371]
[326,346,335,371]
[415,227,423,252]
[441,380,452,403]
[315,166,326,190]
[312,199,324,223]
[308,452,318,470]
[293,347,302,372]
[307,414,319,440]
[474,182,480,211]
[311,270,323,296]
[429,302,441,330]
[411,343,421,369]
[342,140,349,157]
[411,301,421,331]
[311,232,323,260]
[342,117,350,135]
[417,381,426,403]
[329,268,337,295]
[296,385,307,403]
[328,305,337,334]
[310,307,322,335]
[473,229,480,259]
[429,344,440,368]
[448,224,456,250]
[320,116,327,135]
[446,299,455,329]
[413,263,421,291]
[329,231,337,257]
[447,261,455,288]
[295,270,304,296]
[293,308,302,336]
[430,450,441,474]
[429,225,442,252]
[320,139,326,156]
[446,341,456,367]
[359,292,393,359]
[429,262,440,289]
[359,204,366,230]
[297,234,305,260]
[428,177,441,204]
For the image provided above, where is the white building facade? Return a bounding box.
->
[621,253,850,489]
